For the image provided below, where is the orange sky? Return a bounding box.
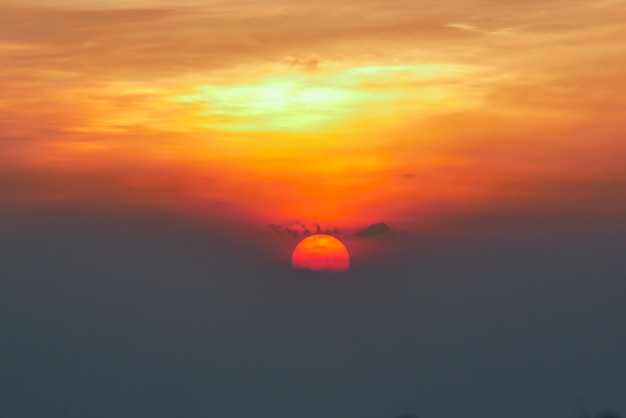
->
[2,0,625,252]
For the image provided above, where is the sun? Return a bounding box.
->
[291,234,350,273]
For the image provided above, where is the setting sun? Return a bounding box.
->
[291,234,350,273]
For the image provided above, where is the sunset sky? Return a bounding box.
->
[1,0,625,417]
[3,0,625,246]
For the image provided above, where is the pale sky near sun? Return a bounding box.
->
[1,0,625,237]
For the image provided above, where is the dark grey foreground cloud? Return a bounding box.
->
[1,207,625,418]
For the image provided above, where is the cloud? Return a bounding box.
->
[289,55,320,72]
[270,221,398,241]
[270,222,340,238]
[270,223,301,238]
[0,0,490,78]
[354,223,392,238]
[0,2,176,46]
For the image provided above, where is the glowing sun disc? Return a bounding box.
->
[291,234,350,273]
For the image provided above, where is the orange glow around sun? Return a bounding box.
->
[292,235,350,273]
